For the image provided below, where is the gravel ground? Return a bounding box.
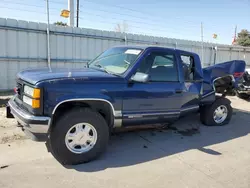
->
[0,95,250,188]
[0,94,249,145]
[0,94,26,144]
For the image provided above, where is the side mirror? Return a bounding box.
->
[131,72,149,83]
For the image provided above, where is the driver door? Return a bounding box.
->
[122,49,184,126]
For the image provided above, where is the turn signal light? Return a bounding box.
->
[233,72,244,78]
[32,99,40,108]
[33,88,41,98]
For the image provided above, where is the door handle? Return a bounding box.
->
[175,89,183,93]
[194,79,203,83]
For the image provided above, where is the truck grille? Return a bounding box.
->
[14,78,42,115]
[16,80,23,100]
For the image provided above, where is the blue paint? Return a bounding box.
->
[0,56,90,63]
[15,46,246,127]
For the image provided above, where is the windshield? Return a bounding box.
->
[89,47,142,74]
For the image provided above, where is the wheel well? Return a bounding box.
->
[213,75,234,95]
[50,101,114,130]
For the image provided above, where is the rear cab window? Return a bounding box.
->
[181,54,195,81]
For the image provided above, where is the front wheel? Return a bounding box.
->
[200,97,232,126]
[49,108,109,165]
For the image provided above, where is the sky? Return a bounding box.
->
[0,0,250,44]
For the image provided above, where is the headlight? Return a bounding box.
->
[23,95,33,106]
[23,85,41,108]
[24,85,40,98]
[23,96,40,108]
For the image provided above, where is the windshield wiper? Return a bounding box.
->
[95,64,112,74]
[94,64,120,77]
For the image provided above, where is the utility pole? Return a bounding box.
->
[46,0,51,70]
[234,25,237,38]
[68,0,74,27]
[232,25,237,45]
[76,0,79,27]
[201,22,204,65]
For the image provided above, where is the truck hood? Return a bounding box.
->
[17,67,123,85]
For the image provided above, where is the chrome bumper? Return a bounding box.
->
[237,90,250,94]
[8,97,50,134]
[237,84,250,94]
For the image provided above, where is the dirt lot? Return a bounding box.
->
[0,93,26,144]
[0,95,250,188]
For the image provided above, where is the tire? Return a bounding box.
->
[199,106,207,125]
[236,91,250,100]
[200,97,232,126]
[49,108,109,165]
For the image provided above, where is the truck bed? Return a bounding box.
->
[202,60,246,96]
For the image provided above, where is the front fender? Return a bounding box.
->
[51,94,116,115]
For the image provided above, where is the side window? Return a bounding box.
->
[181,55,195,81]
[137,52,178,82]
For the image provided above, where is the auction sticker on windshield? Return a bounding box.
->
[125,49,141,55]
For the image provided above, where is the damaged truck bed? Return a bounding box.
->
[203,60,246,98]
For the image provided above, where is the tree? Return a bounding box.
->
[237,29,250,47]
[54,21,67,26]
[114,21,129,33]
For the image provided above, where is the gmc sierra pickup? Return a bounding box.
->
[7,46,246,165]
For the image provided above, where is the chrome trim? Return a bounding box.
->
[212,75,235,91]
[114,118,122,128]
[27,124,49,134]
[180,105,199,112]
[114,110,122,127]
[52,98,121,128]
[124,111,180,118]
[141,111,180,115]
[242,85,250,89]
[8,96,50,134]
[52,98,116,116]
[237,90,250,94]
[9,97,50,122]
[128,115,143,118]
[202,91,215,98]
[114,110,122,117]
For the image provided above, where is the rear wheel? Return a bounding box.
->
[200,97,232,126]
[49,108,109,165]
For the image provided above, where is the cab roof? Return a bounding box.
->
[113,45,198,56]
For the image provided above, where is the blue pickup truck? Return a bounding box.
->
[7,46,245,165]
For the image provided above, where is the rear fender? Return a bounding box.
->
[203,60,246,96]
[203,60,245,82]
[213,75,235,94]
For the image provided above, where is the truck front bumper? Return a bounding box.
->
[7,96,51,140]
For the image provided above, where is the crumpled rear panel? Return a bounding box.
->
[203,60,246,85]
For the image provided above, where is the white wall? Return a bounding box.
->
[0,17,250,90]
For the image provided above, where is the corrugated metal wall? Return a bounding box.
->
[0,17,250,90]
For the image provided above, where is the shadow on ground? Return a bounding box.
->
[66,109,250,172]
[0,91,13,107]
[0,98,10,107]
[238,97,250,102]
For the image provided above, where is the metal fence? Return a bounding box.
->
[0,17,250,90]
